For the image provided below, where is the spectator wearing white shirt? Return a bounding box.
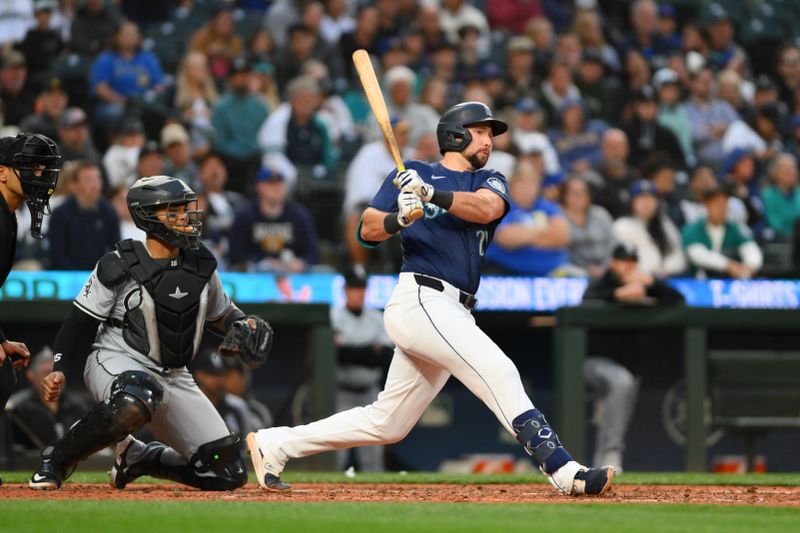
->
[613,180,686,278]
[438,0,490,57]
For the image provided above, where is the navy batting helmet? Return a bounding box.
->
[128,175,204,250]
[436,102,508,155]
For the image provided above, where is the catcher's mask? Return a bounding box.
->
[127,175,204,250]
[0,133,62,239]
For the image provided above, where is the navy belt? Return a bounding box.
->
[413,274,477,310]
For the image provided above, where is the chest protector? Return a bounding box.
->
[116,239,217,368]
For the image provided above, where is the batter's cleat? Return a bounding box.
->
[29,461,63,490]
[108,435,136,489]
[572,466,615,496]
[246,432,292,492]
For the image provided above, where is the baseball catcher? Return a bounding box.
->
[29,175,273,491]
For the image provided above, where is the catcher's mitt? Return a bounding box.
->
[218,315,273,368]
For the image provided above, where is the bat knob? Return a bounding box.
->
[410,207,424,221]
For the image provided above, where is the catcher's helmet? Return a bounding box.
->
[127,175,203,250]
[436,102,508,155]
[0,133,62,239]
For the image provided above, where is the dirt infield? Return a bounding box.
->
[3,483,800,506]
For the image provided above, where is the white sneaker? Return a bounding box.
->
[245,432,291,491]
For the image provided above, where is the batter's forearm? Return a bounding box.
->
[359,207,395,243]
[446,191,504,224]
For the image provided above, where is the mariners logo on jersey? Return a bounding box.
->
[486,177,506,195]
[424,203,448,219]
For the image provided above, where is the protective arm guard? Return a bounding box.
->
[219,313,274,369]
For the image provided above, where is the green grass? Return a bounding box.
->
[3,470,800,486]
[1,501,799,533]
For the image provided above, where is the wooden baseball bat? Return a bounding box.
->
[352,49,423,221]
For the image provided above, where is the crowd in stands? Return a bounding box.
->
[2,0,799,279]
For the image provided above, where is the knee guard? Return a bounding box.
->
[108,370,164,434]
[40,370,163,480]
[187,434,248,491]
[513,409,573,475]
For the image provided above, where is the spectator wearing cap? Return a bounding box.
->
[195,152,246,262]
[257,76,337,185]
[653,67,695,166]
[102,117,146,188]
[6,346,88,451]
[48,161,120,270]
[642,154,683,227]
[301,59,357,145]
[657,3,681,50]
[581,242,685,472]
[221,355,274,430]
[623,84,686,171]
[136,140,164,178]
[89,21,165,135]
[56,107,100,164]
[621,0,677,66]
[211,56,268,194]
[682,67,739,169]
[486,162,575,277]
[0,50,34,126]
[761,153,800,239]
[680,165,749,226]
[343,118,411,266]
[188,6,243,83]
[560,176,615,278]
[511,98,561,179]
[331,264,393,472]
[173,51,218,160]
[720,147,763,228]
[439,0,490,57]
[572,8,621,74]
[228,167,319,273]
[705,9,748,73]
[548,97,608,174]
[338,5,381,84]
[18,0,64,84]
[191,349,257,440]
[539,59,581,122]
[574,49,615,123]
[20,76,68,141]
[160,123,197,188]
[368,66,438,146]
[70,0,120,58]
[613,179,685,277]
[107,184,146,242]
[682,185,763,279]
[497,35,537,111]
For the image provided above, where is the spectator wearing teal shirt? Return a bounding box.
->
[89,21,164,134]
[762,153,800,237]
[485,162,574,276]
[211,57,269,194]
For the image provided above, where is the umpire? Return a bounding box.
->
[0,133,62,485]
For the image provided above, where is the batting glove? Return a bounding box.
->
[397,190,424,226]
[396,169,434,202]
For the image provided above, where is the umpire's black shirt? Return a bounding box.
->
[0,192,18,342]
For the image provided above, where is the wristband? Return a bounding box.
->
[429,189,454,210]
[383,212,403,234]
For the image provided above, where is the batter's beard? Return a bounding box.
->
[465,150,489,170]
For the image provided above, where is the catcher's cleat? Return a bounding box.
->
[246,432,292,492]
[29,461,63,490]
[108,435,137,489]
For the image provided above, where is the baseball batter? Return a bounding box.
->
[29,176,273,491]
[248,102,614,496]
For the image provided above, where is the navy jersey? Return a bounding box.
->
[369,160,510,294]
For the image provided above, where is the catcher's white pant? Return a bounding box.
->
[254,273,534,471]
